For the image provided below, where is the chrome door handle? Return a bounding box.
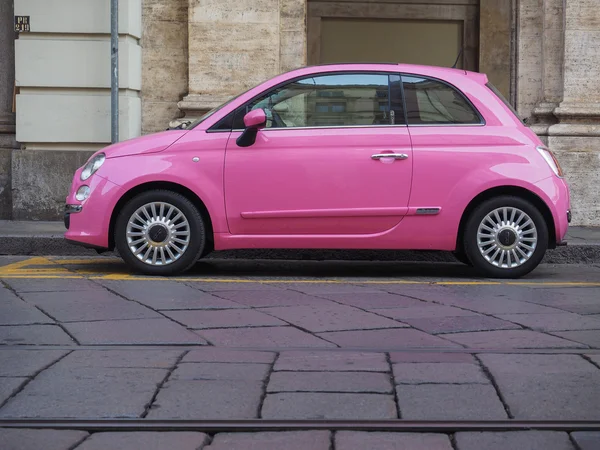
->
[371,153,409,160]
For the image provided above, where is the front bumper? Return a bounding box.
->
[64,204,82,229]
[64,173,123,249]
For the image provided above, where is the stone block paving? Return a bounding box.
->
[18,290,161,323]
[146,349,276,419]
[0,378,26,406]
[454,431,580,450]
[1,347,598,422]
[0,428,89,450]
[571,432,600,450]
[0,285,54,325]
[64,318,207,345]
[0,350,182,418]
[261,304,409,332]
[2,277,103,293]
[274,351,389,372]
[439,329,587,349]
[163,309,286,329]
[0,324,76,346]
[199,326,337,348]
[262,392,398,419]
[74,432,210,450]
[390,352,510,420]
[267,371,393,393]
[1,272,600,433]
[318,328,463,349]
[2,276,600,350]
[478,354,600,419]
[552,330,600,348]
[1,429,595,450]
[209,288,329,308]
[96,280,246,310]
[397,384,508,420]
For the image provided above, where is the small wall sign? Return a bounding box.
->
[15,16,30,32]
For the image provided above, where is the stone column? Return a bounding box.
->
[531,0,565,137]
[547,0,600,226]
[515,0,544,118]
[177,0,306,121]
[0,0,16,219]
[479,0,512,101]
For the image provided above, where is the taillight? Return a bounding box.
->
[536,146,564,178]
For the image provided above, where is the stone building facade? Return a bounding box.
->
[0,0,599,225]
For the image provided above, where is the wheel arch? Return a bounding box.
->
[108,181,215,252]
[456,185,557,252]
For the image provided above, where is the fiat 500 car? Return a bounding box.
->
[64,63,571,278]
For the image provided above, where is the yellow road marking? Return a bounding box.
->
[1,257,599,286]
[5,267,72,273]
[0,256,55,271]
[1,273,599,286]
[52,258,122,265]
[0,275,86,279]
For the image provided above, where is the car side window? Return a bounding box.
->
[233,73,403,129]
[402,75,481,125]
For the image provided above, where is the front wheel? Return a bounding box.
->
[115,190,206,276]
[463,196,548,279]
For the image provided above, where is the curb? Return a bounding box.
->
[1,234,599,264]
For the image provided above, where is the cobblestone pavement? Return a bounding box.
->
[0,257,599,448]
[1,429,600,450]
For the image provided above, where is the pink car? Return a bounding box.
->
[65,63,570,278]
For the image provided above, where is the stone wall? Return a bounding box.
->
[2,0,599,225]
[519,0,600,226]
[11,150,94,221]
[0,0,16,219]
[10,0,143,220]
[547,0,600,227]
[141,0,188,134]
[178,0,306,118]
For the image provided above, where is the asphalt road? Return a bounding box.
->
[1,256,599,449]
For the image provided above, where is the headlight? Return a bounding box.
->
[80,153,105,181]
[536,146,564,178]
[75,186,90,201]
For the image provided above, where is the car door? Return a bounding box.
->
[401,74,490,216]
[223,72,414,236]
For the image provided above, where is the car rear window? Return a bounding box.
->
[485,82,525,124]
[402,76,482,125]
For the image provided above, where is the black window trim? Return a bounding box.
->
[207,70,486,132]
[399,73,486,127]
[207,70,407,133]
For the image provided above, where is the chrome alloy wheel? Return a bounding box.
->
[125,202,191,266]
[477,207,538,269]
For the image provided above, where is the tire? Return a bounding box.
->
[115,190,206,276]
[463,195,548,279]
[452,249,472,266]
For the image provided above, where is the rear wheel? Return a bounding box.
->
[463,196,548,278]
[115,190,206,276]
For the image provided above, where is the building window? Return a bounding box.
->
[402,76,481,125]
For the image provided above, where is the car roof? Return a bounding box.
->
[310,62,465,73]
[282,63,487,85]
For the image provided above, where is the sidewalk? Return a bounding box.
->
[0,220,599,263]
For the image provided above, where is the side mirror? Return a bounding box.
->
[237,109,267,147]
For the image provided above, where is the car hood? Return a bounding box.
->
[99,130,189,159]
